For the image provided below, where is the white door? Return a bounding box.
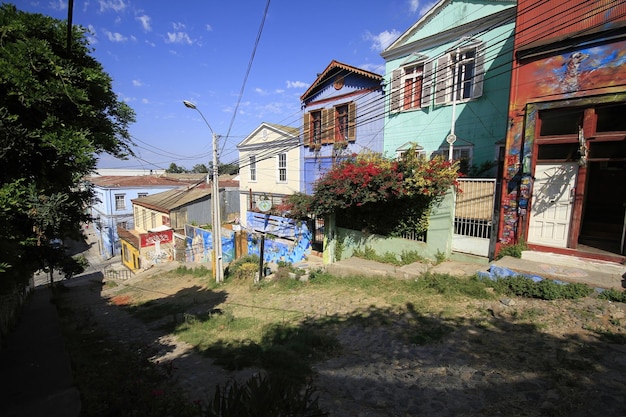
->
[528,163,577,248]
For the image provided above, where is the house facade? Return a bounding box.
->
[89,175,193,259]
[301,60,384,194]
[118,186,212,271]
[497,0,626,261]
[380,0,516,174]
[237,122,300,223]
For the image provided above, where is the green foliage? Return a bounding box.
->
[598,289,626,303]
[275,192,313,220]
[491,276,593,300]
[226,255,261,280]
[311,146,459,236]
[352,246,425,266]
[415,274,495,299]
[166,162,188,173]
[0,5,135,289]
[175,265,211,278]
[496,240,528,259]
[205,374,328,417]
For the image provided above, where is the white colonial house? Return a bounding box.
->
[236,122,301,227]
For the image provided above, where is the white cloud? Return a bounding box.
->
[408,0,420,13]
[255,88,268,96]
[275,89,285,94]
[86,24,98,44]
[49,0,67,11]
[136,15,151,32]
[364,30,401,51]
[418,2,436,16]
[206,24,213,32]
[141,98,150,104]
[172,22,186,31]
[145,40,156,47]
[359,63,385,75]
[132,80,143,87]
[165,32,192,45]
[99,0,127,13]
[286,80,309,89]
[104,30,128,42]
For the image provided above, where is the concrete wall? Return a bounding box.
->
[324,189,454,263]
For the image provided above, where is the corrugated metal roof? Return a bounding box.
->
[87,175,196,188]
[132,187,212,212]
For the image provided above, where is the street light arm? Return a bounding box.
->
[183,100,215,135]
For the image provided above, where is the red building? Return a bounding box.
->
[498,0,626,262]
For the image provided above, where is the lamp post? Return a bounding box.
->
[183,100,224,283]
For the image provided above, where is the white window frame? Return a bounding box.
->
[277,153,287,183]
[390,56,433,112]
[249,155,257,182]
[137,192,148,198]
[435,42,484,106]
[432,146,473,165]
[114,194,126,211]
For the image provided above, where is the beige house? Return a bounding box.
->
[237,122,301,225]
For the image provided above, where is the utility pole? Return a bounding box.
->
[183,100,224,283]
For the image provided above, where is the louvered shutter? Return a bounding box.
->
[322,108,332,144]
[347,102,356,142]
[421,61,434,109]
[390,69,402,113]
[435,55,449,105]
[303,112,311,146]
[472,44,485,99]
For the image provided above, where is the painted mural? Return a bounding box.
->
[246,212,312,264]
[184,225,235,264]
[500,39,626,245]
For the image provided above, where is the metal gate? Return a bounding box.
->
[452,178,496,257]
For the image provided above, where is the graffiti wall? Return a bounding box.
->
[246,212,312,264]
[500,39,626,245]
[184,225,235,264]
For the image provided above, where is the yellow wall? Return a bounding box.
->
[121,240,141,271]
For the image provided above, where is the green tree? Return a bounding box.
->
[191,163,209,173]
[0,4,135,289]
[165,162,188,173]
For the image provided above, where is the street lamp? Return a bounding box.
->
[183,100,224,283]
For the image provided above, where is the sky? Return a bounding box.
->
[14,0,435,171]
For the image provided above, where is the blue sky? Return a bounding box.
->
[16,0,434,171]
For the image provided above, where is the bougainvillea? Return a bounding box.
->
[310,145,460,236]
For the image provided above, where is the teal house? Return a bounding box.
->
[381,0,516,175]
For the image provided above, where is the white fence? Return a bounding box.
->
[452,178,496,256]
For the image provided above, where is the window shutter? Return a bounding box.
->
[472,44,485,99]
[421,61,434,109]
[322,108,332,144]
[347,102,356,142]
[303,112,311,146]
[390,69,402,113]
[435,56,449,105]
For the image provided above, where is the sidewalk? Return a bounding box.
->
[0,286,81,417]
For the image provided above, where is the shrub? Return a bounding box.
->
[491,276,592,300]
[226,255,260,280]
[205,374,328,417]
[496,240,528,259]
[598,289,626,303]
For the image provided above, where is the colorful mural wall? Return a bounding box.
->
[184,225,235,264]
[500,39,626,245]
[246,212,312,264]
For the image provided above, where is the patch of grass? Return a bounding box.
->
[598,289,626,303]
[175,265,211,278]
[491,276,593,300]
[353,246,426,266]
[414,273,495,299]
[55,295,198,417]
[495,240,528,259]
[511,307,544,321]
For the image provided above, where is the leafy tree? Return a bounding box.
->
[311,146,460,236]
[165,162,188,173]
[191,163,209,173]
[219,162,239,175]
[0,4,135,289]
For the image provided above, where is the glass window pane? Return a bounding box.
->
[589,140,626,159]
[539,109,583,136]
[596,104,626,132]
[537,143,579,160]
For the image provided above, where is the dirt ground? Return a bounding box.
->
[65,266,626,417]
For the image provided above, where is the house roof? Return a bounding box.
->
[381,0,516,58]
[300,60,383,102]
[87,175,198,188]
[237,122,300,149]
[132,187,212,212]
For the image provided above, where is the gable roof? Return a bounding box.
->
[381,0,516,59]
[300,60,382,102]
[88,175,195,188]
[132,187,212,212]
[237,122,300,149]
